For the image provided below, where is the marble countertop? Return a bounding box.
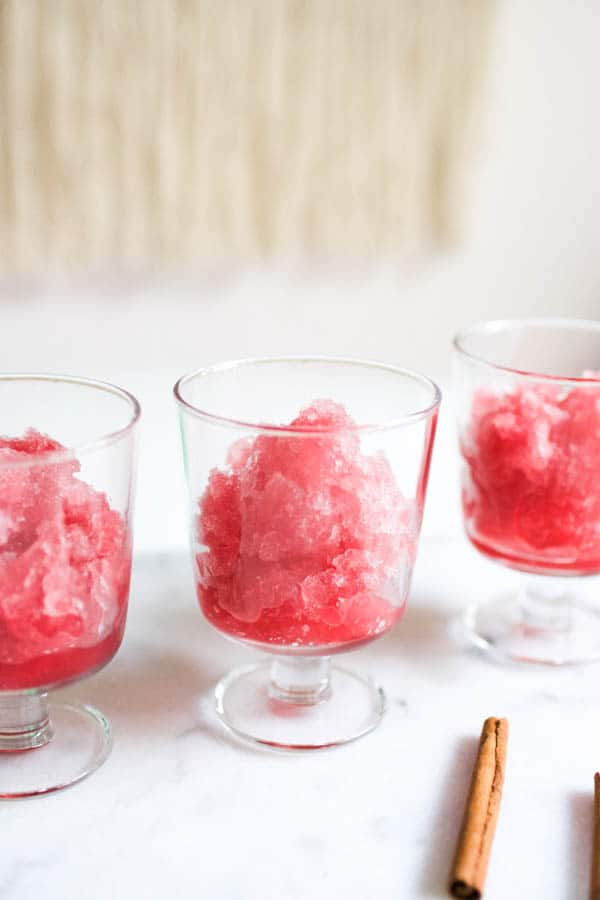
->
[4,537,599,900]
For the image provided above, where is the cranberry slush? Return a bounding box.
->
[461,376,600,574]
[196,400,415,649]
[0,431,130,689]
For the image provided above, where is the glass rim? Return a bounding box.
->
[173,355,441,435]
[0,373,141,470]
[453,317,600,384]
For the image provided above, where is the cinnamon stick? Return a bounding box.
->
[591,773,600,900]
[449,717,508,899]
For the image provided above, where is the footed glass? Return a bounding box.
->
[454,319,600,665]
[0,375,139,796]
[175,357,440,750]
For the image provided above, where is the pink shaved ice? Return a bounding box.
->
[197,400,414,647]
[0,430,130,689]
[461,377,600,572]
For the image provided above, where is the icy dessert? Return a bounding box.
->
[0,430,130,690]
[461,376,600,573]
[196,400,414,648]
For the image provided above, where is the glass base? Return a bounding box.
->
[215,658,385,751]
[0,698,112,799]
[463,591,600,666]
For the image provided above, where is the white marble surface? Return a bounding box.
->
[4,536,600,900]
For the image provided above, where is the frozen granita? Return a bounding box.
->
[196,400,415,648]
[0,430,131,690]
[461,376,600,573]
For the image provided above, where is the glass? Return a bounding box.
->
[175,357,440,750]
[454,318,600,665]
[0,375,139,796]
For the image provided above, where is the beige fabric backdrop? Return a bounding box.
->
[0,1,494,272]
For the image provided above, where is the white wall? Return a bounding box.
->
[0,0,599,553]
[2,0,599,373]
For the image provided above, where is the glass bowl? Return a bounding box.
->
[454,318,600,665]
[0,374,139,796]
[175,357,440,749]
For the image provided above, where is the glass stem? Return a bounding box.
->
[0,692,53,752]
[518,574,573,634]
[269,656,332,706]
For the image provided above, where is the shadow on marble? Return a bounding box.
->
[565,790,593,900]
[418,736,478,898]
[56,646,215,740]
[375,599,472,672]
[179,694,269,759]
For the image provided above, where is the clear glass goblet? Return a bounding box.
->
[454,318,600,665]
[175,357,440,750]
[0,375,139,797]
